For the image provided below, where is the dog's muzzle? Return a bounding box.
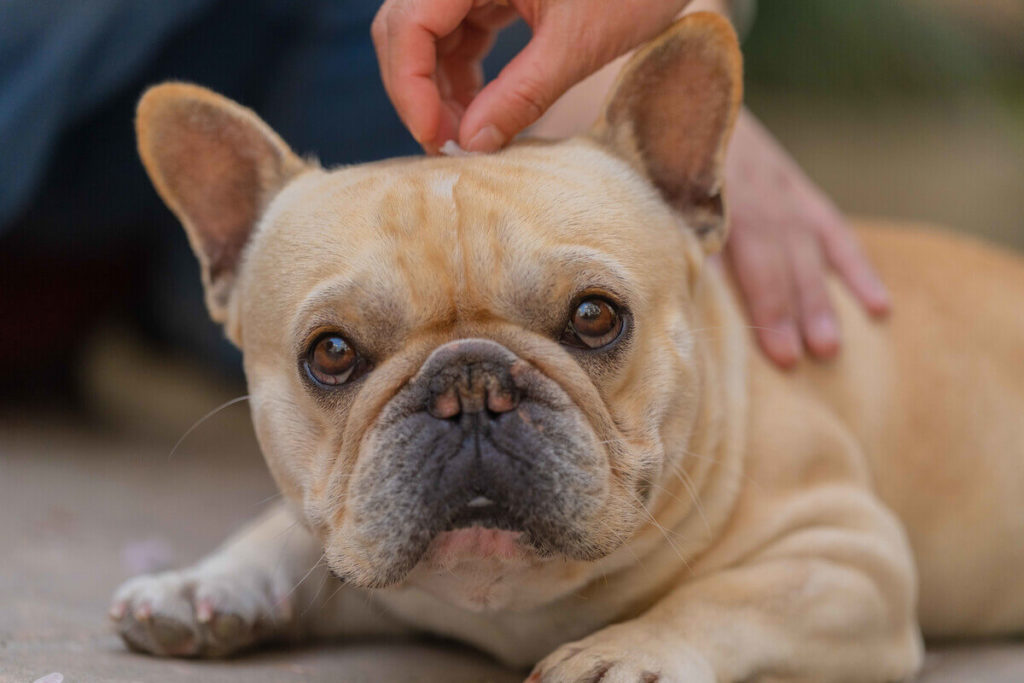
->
[332,338,610,586]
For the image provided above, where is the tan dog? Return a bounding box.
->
[110,13,1024,681]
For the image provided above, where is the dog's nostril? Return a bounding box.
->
[429,386,462,419]
[486,388,517,414]
[426,365,519,419]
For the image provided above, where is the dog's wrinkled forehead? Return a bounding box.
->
[242,142,689,349]
[134,14,740,347]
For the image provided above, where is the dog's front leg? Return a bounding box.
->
[111,502,405,657]
[532,487,924,682]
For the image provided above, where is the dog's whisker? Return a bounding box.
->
[299,565,332,620]
[668,447,765,493]
[168,395,250,460]
[272,521,301,580]
[280,552,327,608]
[625,488,692,571]
[321,579,347,609]
[250,491,283,510]
[588,515,647,572]
[669,468,712,539]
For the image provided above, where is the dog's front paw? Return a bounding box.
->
[529,623,715,683]
[110,566,292,657]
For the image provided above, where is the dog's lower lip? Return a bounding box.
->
[428,527,529,563]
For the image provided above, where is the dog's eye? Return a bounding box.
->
[306,333,358,386]
[561,297,624,349]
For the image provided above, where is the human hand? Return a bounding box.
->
[372,0,690,154]
[724,109,891,367]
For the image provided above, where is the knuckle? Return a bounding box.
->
[371,17,385,45]
[791,253,824,291]
[798,284,833,318]
[789,253,832,314]
[383,4,408,42]
[370,2,392,43]
[741,263,784,303]
[507,75,550,126]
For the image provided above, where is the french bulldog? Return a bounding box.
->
[110,13,1024,682]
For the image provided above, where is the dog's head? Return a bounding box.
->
[136,14,741,602]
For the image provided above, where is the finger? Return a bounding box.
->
[790,236,841,359]
[371,6,392,95]
[381,0,477,149]
[437,20,495,110]
[727,224,803,368]
[457,25,592,152]
[819,219,891,316]
[463,2,518,31]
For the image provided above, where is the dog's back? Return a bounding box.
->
[792,223,1024,637]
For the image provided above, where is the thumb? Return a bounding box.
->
[457,28,592,152]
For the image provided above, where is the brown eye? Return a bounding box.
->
[307,333,358,385]
[562,297,624,349]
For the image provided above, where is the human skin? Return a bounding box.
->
[371,0,891,366]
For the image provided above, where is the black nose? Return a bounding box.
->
[425,343,519,419]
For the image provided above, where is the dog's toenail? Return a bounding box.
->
[109,602,126,620]
[196,599,214,623]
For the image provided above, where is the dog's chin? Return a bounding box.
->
[326,509,573,591]
[405,525,552,613]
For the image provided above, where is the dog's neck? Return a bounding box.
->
[580,256,750,600]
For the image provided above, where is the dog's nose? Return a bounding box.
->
[422,340,520,420]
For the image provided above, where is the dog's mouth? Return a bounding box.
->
[444,495,523,534]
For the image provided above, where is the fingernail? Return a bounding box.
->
[465,125,504,153]
[275,594,294,621]
[870,283,892,313]
[807,314,840,356]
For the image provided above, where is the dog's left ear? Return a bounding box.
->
[136,83,308,330]
[592,12,742,252]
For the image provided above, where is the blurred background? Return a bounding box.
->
[1,2,1022,681]
[0,0,1022,417]
[745,0,1024,249]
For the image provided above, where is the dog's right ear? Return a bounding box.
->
[137,83,307,326]
[591,13,743,252]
